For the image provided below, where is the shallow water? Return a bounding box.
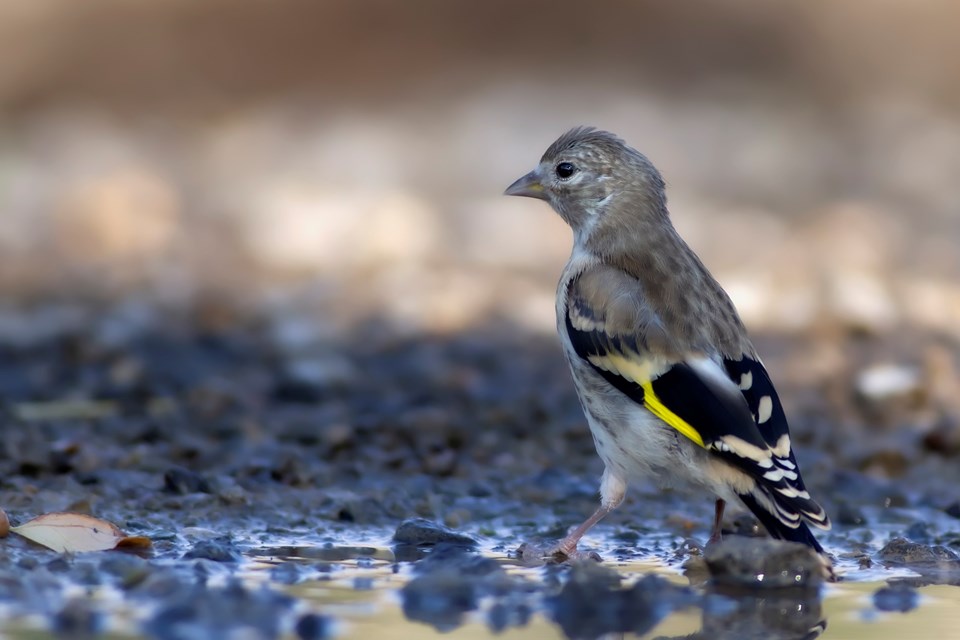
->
[1,496,958,640]
[1,528,958,639]
[256,538,960,640]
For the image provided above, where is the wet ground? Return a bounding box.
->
[0,301,958,639]
[2,1,960,637]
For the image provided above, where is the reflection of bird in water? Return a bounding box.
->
[544,562,825,640]
[694,587,826,640]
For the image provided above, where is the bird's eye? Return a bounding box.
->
[555,162,577,179]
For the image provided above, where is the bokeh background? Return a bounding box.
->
[2,0,960,484]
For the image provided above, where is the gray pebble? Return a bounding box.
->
[393,518,476,547]
[877,537,960,565]
[704,537,827,589]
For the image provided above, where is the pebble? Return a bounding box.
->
[182,538,243,563]
[836,503,868,526]
[876,537,960,565]
[392,518,477,547]
[163,467,212,495]
[704,537,827,589]
[946,502,960,519]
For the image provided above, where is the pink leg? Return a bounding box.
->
[519,469,626,562]
[550,503,615,559]
[708,499,726,545]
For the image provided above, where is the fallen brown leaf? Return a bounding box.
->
[0,508,8,537]
[10,512,147,553]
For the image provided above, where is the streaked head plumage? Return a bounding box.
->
[505,127,667,237]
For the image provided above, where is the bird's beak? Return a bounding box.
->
[504,170,547,200]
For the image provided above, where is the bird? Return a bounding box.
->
[504,127,831,562]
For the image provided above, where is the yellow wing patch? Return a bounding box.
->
[640,382,706,448]
[587,351,707,449]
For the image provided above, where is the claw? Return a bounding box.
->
[516,540,602,563]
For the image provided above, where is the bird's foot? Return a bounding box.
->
[517,540,602,564]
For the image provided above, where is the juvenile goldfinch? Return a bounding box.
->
[505,127,830,559]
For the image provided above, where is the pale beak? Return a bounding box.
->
[504,170,547,200]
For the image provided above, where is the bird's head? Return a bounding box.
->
[504,127,667,243]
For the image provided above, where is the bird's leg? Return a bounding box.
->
[708,498,726,545]
[520,469,626,562]
[549,503,614,560]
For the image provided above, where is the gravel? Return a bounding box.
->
[0,302,956,637]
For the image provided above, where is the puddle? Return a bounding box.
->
[0,527,958,639]
[1,486,958,640]
[244,541,960,640]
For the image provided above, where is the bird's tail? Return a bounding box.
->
[737,490,827,555]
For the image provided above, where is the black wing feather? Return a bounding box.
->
[564,290,830,535]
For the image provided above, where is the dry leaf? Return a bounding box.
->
[11,512,132,553]
[0,508,8,538]
[115,536,153,550]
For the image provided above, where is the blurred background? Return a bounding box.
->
[0,0,958,329]
[1,0,960,469]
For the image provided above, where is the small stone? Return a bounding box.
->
[392,518,476,547]
[836,503,868,526]
[704,537,827,589]
[99,554,150,590]
[182,538,242,563]
[318,494,389,525]
[728,513,764,537]
[922,419,960,455]
[873,583,919,612]
[877,537,960,565]
[163,467,212,495]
